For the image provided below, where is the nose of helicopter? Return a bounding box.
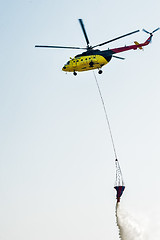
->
[62,65,66,71]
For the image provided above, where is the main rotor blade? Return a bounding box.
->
[35,45,87,49]
[92,30,140,48]
[112,55,125,60]
[78,19,90,46]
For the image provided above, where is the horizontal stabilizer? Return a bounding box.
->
[134,41,143,50]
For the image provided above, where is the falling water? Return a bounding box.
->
[115,203,144,240]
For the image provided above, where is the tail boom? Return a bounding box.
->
[110,35,152,54]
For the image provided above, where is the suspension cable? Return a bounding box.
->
[93,71,118,160]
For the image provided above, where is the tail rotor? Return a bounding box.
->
[142,29,150,34]
[152,27,160,33]
[143,27,160,35]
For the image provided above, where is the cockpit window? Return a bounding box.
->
[66,61,70,65]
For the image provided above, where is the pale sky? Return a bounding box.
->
[0,0,160,239]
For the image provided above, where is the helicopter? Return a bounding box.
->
[35,19,159,76]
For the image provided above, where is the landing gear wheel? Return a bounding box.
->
[98,69,103,74]
[73,71,77,76]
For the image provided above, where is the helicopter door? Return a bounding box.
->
[84,57,89,68]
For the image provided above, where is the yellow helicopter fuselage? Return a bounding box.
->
[62,50,113,74]
[62,54,109,72]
